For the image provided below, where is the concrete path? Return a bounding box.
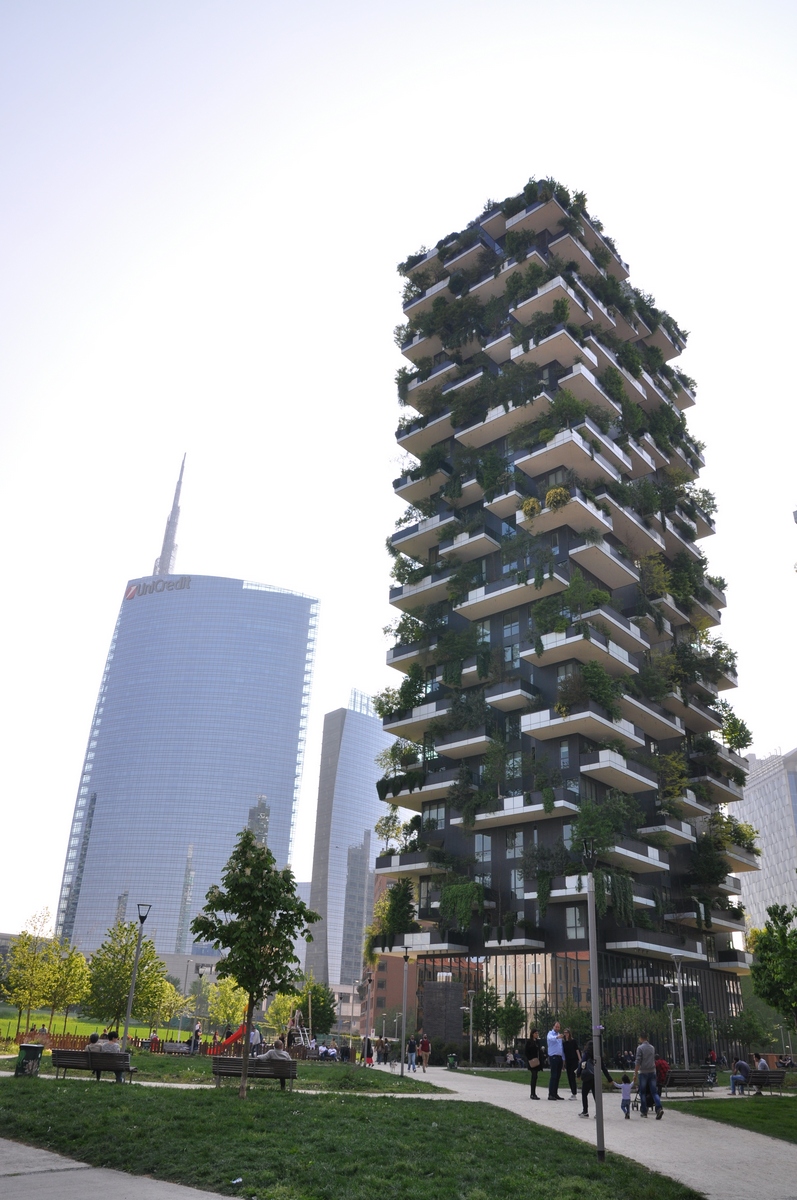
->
[0,1138,220,1199]
[402,1067,797,1200]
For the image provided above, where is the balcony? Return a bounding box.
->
[401,330,444,365]
[618,694,684,741]
[580,216,630,281]
[511,276,593,329]
[638,369,676,414]
[442,368,486,409]
[386,640,426,673]
[710,949,752,975]
[594,492,666,557]
[688,595,722,630]
[670,443,704,481]
[580,605,651,654]
[689,771,745,805]
[678,789,715,819]
[505,195,569,237]
[580,750,658,793]
[626,437,657,479]
[484,484,528,519]
[569,538,639,589]
[651,594,691,628]
[672,377,697,411]
[665,907,745,932]
[389,567,454,612]
[454,569,570,620]
[601,835,669,874]
[402,275,451,317]
[435,724,494,759]
[522,626,638,678]
[638,431,670,469]
[663,517,702,564]
[605,930,705,962]
[455,392,553,448]
[719,874,742,896]
[382,695,453,741]
[484,930,545,951]
[397,409,455,457]
[641,321,685,363]
[691,740,748,775]
[374,850,434,878]
[515,488,613,538]
[378,930,470,956]
[510,326,597,372]
[393,464,451,506]
[547,232,605,279]
[438,526,501,563]
[468,253,540,307]
[703,578,726,610]
[515,428,622,486]
[522,701,645,750]
[634,610,673,647]
[391,766,462,812]
[721,844,761,873]
[391,510,457,559]
[716,664,738,692]
[483,326,515,364]
[555,363,623,420]
[449,790,580,831]
[637,817,696,846]
[662,689,722,733]
[586,337,648,405]
[484,677,541,712]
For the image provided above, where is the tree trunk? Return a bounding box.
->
[15,1008,22,1037]
[239,998,254,1099]
[48,1006,56,1032]
[63,1007,70,1034]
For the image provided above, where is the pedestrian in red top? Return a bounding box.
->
[419,1035,431,1072]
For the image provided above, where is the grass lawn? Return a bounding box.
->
[0,1051,442,1093]
[668,1096,797,1144]
[0,1078,703,1200]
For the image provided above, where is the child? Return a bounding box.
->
[615,1073,633,1119]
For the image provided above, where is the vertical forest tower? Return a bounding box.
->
[375,178,757,1046]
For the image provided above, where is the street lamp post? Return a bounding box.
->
[582,840,605,1164]
[460,990,476,1066]
[670,954,689,1069]
[178,957,193,1043]
[666,1003,677,1067]
[394,1012,402,1043]
[362,971,373,1067]
[122,904,151,1052]
[400,952,409,1079]
[708,1010,717,1064]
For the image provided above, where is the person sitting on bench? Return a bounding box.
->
[262,1039,292,1090]
[100,1030,126,1083]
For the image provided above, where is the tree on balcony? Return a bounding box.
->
[363,879,420,963]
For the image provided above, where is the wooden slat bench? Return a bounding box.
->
[661,1069,712,1097]
[161,1042,190,1055]
[52,1049,136,1082]
[748,1069,786,1096]
[211,1056,298,1091]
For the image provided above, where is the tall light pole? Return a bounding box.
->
[400,951,409,1079]
[670,954,689,1069]
[178,957,193,1042]
[122,904,151,1052]
[460,990,476,1066]
[708,1010,717,1063]
[362,971,373,1067]
[582,841,605,1164]
[666,1003,677,1066]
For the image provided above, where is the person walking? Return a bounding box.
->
[633,1033,663,1118]
[406,1034,417,1072]
[547,1021,565,1099]
[525,1027,542,1099]
[419,1034,431,1072]
[576,1038,613,1117]
[615,1073,633,1119]
[562,1028,581,1100]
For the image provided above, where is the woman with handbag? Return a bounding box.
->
[525,1027,542,1099]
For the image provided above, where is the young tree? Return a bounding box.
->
[209,977,248,1032]
[264,992,295,1038]
[374,803,402,852]
[497,992,526,1047]
[40,941,91,1032]
[155,981,184,1034]
[750,904,797,1034]
[5,910,55,1034]
[298,977,337,1036]
[86,920,167,1028]
[472,985,501,1045]
[190,828,319,1098]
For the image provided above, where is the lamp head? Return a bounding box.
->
[137,904,151,923]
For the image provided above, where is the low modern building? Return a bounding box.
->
[735,749,797,928]
[56,461,318,958]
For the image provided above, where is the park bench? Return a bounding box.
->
[51,1049,136,1083]
[661,1069,712,1097]
[211,1056,298,1091]
[162,1042,190,1055]
[747,1069,786,1096]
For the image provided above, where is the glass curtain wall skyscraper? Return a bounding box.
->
[56,463,318,955]
[305,691,397,990]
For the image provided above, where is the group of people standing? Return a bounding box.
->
[525,1022,667,1120]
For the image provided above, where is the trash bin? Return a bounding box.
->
[446,1053,458,1071]
[14,1043,44,1077]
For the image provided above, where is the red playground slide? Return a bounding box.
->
[209,1023,246,1054]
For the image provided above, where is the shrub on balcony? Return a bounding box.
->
[521,496,541,522]
[363,878,420,963]
[439,881,484,932]
[520,838,571,918]
[372,663,426,720]
[545,485,571,511]
[555,659,624,721]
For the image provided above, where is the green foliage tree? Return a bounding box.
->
[496,992,527,1047]
[364,879,420,962]
[208,976,248,1032]
[296,977,337,1037]
[86,920,167,1029]
[5,910,56,1033]
[190,828,319,1097]
[472,985,501,1044]
[749,905,797,1034]
[264,992,295,1037]
[155,981,185,1032]
[40,941,90,1032]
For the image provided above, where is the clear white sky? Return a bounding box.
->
[2,0,796,934]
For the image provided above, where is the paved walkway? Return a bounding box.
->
[0,1139,218,1198]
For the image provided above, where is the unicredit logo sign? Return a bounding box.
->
[125,577,192,600]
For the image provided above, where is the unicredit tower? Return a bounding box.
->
[56,459,318,956]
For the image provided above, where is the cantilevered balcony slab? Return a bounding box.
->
[595,493,666,557]
[516,490,613,538]
[641,321,685,363]
[442,368,485,408]
[638,369,676,414]
[665,908,744,931]
[505,196,569,237]
[688,596,722,630]
[483,327,514,364]
[672,378,697,411]
[555,364,623,421]
[547,232,605,279]
[386,640,427,673]
[639,432,670,469]
[703,578,726,610]
[455,570,569,620]
[678,789,715,819]
[439,527,501,563]
[689,772,744,805]
[435,725,493,759]
[580,605,651,654]
[375,851,434,878]
[515,429,621,486]
[710,950,752,975]
[449,791,580,831]
[719,874,742,896]
[663,518,702,563]
[457,475,485,506]
[484,678,541,711]
[569,539,639,589]
[586,337,648,405]
[618,694,684,741]
[721,845,761,873]
[605,933,704,962]
[402,275,451,317]
[522,702,645,750]
[484,486,526,519]
[390,569,454,612]
[670,443,704,481]
[634,611,673,647]
[580,750,658,793]
[469,254,539,306]
[383,696,453,741]
[401,330,444,365]
[394,467,451,506]
[601,837,669,874]
[455,394,553,448]
[638,818,696,846]
[651,594,691,628]
[522,627,638,678]
[511,276,593,329]
[484,934,546,950]
[662,689,722,733]
[397,410,455,457]
[580,217,630,281]
[391,510,458,559]
[386,931,469,956]
[626,437,657,479]
[392,768,463,812]
[510,327,597,372]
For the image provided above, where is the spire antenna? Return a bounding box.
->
[153,454,186,576]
